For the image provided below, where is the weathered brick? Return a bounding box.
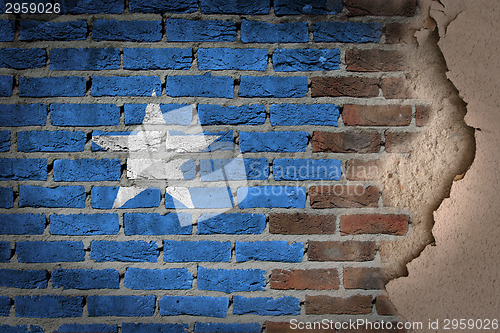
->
[60,0,124,14]
[416,105,431,127]
[124,268,192,290]
[165,187,233,209]
[56,324,118,333]
[343,105,412,126]
[50,48,120,70]
[198,267,265,293]
[385,131,418,153]
[270,213,336,234]
[0,158,47,181]
[312,131,381,153]
[0,104,46,126]
[201,0,269,14]
[124,213,191,235]
[93,20,162,42]
[0,75,13,96]
[375,295,399,315]
[166,19,236,42]
[274,0,342,15]
[51,104,120,126]
[273,48,340,71]
[346,159,381,180]
[270,269,339,290]
[50,214,119,235]
[19,77,86,97]
[91,187,160,209]
[163,240,231,262]
[16,241,84,263]
[273,159,341,180]
[199,104,265,125]
[233,296,300,315]
[0,269,48,289]
[17,131,86,152]
[308,241,376,261]
[195,323,261,333]
[129,0,197,13]
[344,0,417,16]
[198,48,268,71]
[381,77,414,99]
[167,74,234,98]
[90,241,158,262]
[239,76,308,98]
[125,103,193,125]
[198,213,266,234]
[385,23,417,44]
[92,76,161,97]
[310,185,379,208]
[340,214,410,235]
[124,48,192,70]
[123,323,187,333]
[15,296,83,318]
[0,20,14,41]
[305,295,373,314]
[314,22,382,43]
[0,241,10,262]
[237,186,307,208]
[1,297,11,316]
[235,241,303,262]
[160,296,228,318]
[239,131,308,152]
[346,49,406,72]
[21,21,87,41]
[0,187,13,208]
[241,20,308,43]
[53,159,121,182]
[0,48,46,69]
[0,214,45,235]
[88,296,155,317]
[311,76,379,97]
[270,103,340,126]
[19,186,86,208]
[52,269,119,290]
[344,267,385,289]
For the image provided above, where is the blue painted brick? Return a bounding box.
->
[200,0,269,14]
[15,296,82,318]
[0,131,9,152]
[273,48,341,71]
[56,324,118,333]
[129,0,197,13]
[90,241,158,262]
[164,130,234,152]
[159,296,228,318]
[236,241,303,262]
[167,19,236,42]
[50,214,119,235]
[239,76,308,98]
[0,269,48,289]
[0,241,10,262]
[124,213,192,235]
[200,158,269,181]
[17,131,86,152]
[237,186,307,208]
[124,48,192,70]
[16,241,84,263]
[124,103,193,125]
[0,214,45,235]
[270,103,340,126]
[59,0,124,14]
[88,296,155,317]
[0,104,46,126]
[19,186,86,208]
[0,325,43,333]
[93,20,161,42]
[91,187,161,209]
[273,159,342,180]
[19,77,86,97]
[198,48,268,71]
[198,267,265,293]
[50,104,119,126]
[239,131,308,152]
[198,104,265,125]
[0,20,14,41]
[20,21,87,41]
[0,187,12,208]
[165,187,233,209]
[0,75,13,96]
[195,323,261,333]
[92,76,161,97]
[0,158,47,181]
[0,48,46,69]
[52,269,119,290]
[50,48,119,70]
[233,296,300,315]
[197,213,266,234]
[163,240,231,262]
[241,20,308,43]
[53,159,120,182]
[122,323,188,333]
[124,268,192,290]
[0,296,10,316]
[167,73,234,98]
[314,21,383,43]
[274,0,342,15]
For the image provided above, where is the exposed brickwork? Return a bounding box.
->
[341,214,410,235]
[310,185,379,208]
[346,49,406,72]
[343,105,412,126]
[269,213,336,234]
[270,269,339,290]
[311,76,379,97]
[312,131,382,153]
[308,241,377,261]
[305,295,373,315]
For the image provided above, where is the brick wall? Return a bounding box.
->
[0,0,421,331]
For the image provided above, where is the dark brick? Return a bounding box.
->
[385,23,417,44]
[381,77,414,99]
[343,104,412,126]
[385,131,418,153]
[305,295,373,314]
[340,214,410,235]
[346,159,381,180]
[269,213,336,234]
[308,241,376,261]
[344,267,385,289]
[312,131,381,153]
[270,269,339,290]
[376,295,399,315]
[416,105,431,127]
[310,185,379,208]
[343,0,417,16]
[346,49,406,72]
[312,76,379,97]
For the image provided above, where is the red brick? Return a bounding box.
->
[266,322,333,333]
[343,104,412,126]
[344,267,385,289]
[270,269,339,290]
[344,0,417,16]
[415,105,431,126]
[340,214,410,235]
[312,131,381,153]
[310,185,379,208]
[305,295,373,315]
[346,159,381,181]
[346,49,406,72]
[385,131,418,153]
[384,23,417,44]
[269,213,336,234]
[381,77,414,99]
[311,76,379,98]
[308,241,376,261]
[376,295,399,315]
